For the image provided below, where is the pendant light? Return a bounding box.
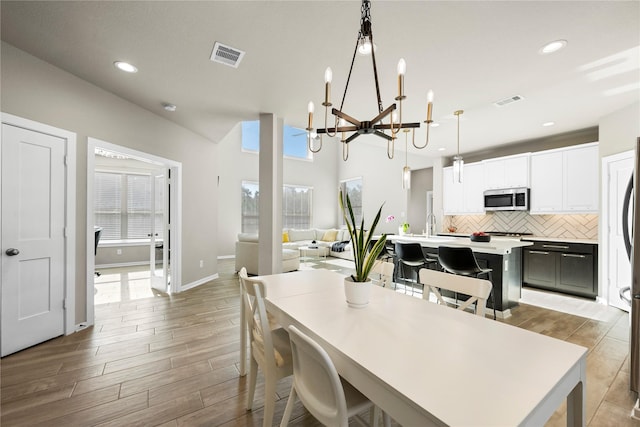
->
[402,129,411,189]
[452,110,464,183]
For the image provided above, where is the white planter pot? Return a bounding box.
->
[344,277,372,308]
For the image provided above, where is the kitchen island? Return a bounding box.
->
[387,234,533,317]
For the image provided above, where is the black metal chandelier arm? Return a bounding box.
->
[332,109,361,127]
[373,130,393,141]
[316,125,358,134]
[345,132,361,144]
[374,121,420,131]
[370,104,396,126]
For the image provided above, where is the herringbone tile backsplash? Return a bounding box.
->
[444,212,598,240]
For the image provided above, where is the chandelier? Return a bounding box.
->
[306,0,434,161]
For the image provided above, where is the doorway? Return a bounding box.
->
[86,138,181,325]
[602,150,634,311]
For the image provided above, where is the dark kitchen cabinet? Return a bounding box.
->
[523,240,597,299]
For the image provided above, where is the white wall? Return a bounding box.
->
[1,42,219,322]
[217,124,340,257]
[599,102,640,157]
[336,138,434,235]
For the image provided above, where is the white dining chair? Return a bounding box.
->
[243,278,293,427]
[371,260,395,289]
[419,268,492,317]
[239,267,281,376]
[280,325,391,427]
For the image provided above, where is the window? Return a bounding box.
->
[94,171,162,240]
[241,181,313,233]
[241,120,311,160]
[340,178,363,225]
[283,185,312,229]
[241,181,260,233]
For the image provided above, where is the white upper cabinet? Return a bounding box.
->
[529,142,598,214]
[443,162,485,215]
[530,151,564,212]
[483,154,530,189]
[443,166,463,215]
[564,144,599,212]
[462,162,486,214]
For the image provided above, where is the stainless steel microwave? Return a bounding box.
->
[484,188,530,211]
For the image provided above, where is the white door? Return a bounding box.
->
[150,169,168,292]
[607,154,634,311]
[1,124,66,356]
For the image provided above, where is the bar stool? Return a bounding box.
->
[437,246,496,319]
[395,242,438,295]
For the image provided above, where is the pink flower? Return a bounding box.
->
[386,215,395,223]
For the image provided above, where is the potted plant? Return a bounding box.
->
[339,190,387,307]
[399,222,410,235]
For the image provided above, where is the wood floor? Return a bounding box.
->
[1,259,639,426]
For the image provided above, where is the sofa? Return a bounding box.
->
[282,228,353,260]
[234,228,354,275]
[235,233,301,275]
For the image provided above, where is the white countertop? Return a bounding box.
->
[437,232,599,246]
[386,234,533,255]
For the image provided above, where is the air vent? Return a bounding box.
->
[493,95,524,107]
[210,42,245,68]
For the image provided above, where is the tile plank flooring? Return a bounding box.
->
[1,260,639,426]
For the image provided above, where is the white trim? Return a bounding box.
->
[87,138,183,326]
[218,255,235,260]
[600,149,634,306]
[181,273,219,291]
[0,112,77,336]
[96,261,149,269]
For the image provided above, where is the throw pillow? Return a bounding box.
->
[321,229,338,242]
[282,231,289,243]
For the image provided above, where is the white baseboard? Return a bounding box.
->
[180,273,219,292]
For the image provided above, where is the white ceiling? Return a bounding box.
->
[1,1,639,158]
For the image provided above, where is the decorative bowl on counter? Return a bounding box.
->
[470,233,491,242]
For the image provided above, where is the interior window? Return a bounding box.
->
[241,181,313,233]
[241,120,311,160]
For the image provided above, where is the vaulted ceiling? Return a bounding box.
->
[1,1,639,158]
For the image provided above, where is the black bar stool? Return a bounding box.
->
[437,246,496,319]
[395,242,438,295]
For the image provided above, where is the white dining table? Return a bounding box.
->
[255,269,587,427]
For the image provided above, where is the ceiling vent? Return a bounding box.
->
[210,42,245,68]
[493,95,524,107]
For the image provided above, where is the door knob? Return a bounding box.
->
[5,248,19,256]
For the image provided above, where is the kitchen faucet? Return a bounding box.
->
[426,213,436,237]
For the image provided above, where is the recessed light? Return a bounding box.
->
[114,61,138,73]
[539,40,567,55]
[431,122,440,128]
[542,121,555,127]
[438,147,446,151]
[163,103,177,112]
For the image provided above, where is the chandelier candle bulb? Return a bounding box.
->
[426,89,434,122]
[307,101,314,129]
[397,58,406,99]
[323,67,332,106]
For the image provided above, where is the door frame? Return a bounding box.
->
[1,112,77,335]
[601,149,634,307]
[86,138,182,325]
